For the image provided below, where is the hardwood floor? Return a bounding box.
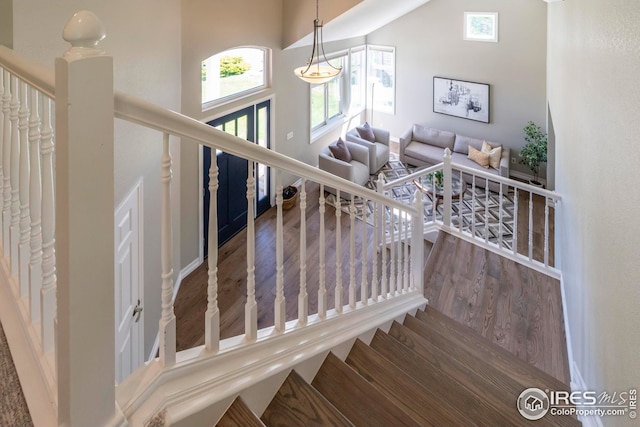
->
[174,173,568,386]
[424,230,570,384]
[174,181,390,350]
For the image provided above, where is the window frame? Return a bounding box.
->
[367,44,396,116]
[201,46,271,112]
[309,52,348,137]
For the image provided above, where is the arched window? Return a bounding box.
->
[201,47,269,109]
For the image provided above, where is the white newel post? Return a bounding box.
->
[55,11,116,427]
[442,148,452,229]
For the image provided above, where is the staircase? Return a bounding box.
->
[217,306,581,427]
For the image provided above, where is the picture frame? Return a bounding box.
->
[463,12,498,43]
[433,77,490,123]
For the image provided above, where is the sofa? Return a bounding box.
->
[319,139,370,199]
[400,124,510,191]
[345,125,390,174]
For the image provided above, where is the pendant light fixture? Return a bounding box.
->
[294,0,342,84]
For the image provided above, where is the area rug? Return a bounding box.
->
[325,155,515,249]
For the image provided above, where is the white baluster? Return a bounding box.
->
[360,196,367,305]
[411,191,424,292]
[205,150,219,352]
[18,81,30,297]
[380,203,388,299]
[274,171,285,330]
[396,211,403,293]
[431,174,437,220]
[513,188,519,256]
[544,197,550,267]
[40,97,55,353]
[2,70,11,254]
[318,184,327,318]
[28,87,42,323]
[349,196,356,309]
[498,183,504,249]
[389,209,396,296]
[9,75,19,277]
[298,179,308,325]
[528,192,534,261]
[442,148,452,228]
[375,174,385,301]
[458,170,464,232]
[403,211,410,291]
[159,134,176,366]
[484,178,490,243]
[471,178,476,238]
[245,161,257,341]
[334,191,343,313]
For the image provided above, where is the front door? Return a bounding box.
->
[203,101,271,253]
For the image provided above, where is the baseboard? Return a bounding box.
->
[509,170,547,187]
[147,257,202,362]
[571,362,605,427]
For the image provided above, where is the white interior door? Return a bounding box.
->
[114,180,144,384]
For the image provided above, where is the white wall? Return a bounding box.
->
[548,2,640,426]
[12,0,182,357]
[366,0,548,177]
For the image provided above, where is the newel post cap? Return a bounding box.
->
[62,10,106,60]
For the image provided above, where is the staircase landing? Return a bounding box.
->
[425,230,570,384]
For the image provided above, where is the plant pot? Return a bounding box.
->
[282,186,298,210]
[529,180,544,188]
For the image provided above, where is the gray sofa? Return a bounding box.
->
[319,140,370,199]
[400,124,510,190]
[345,126,390,174]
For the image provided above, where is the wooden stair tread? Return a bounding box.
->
[389,321,581,427]
[217,397,265,427]
[345,339,474,427]
[260,370,354,427]
[413,307,571,391]
[311,352,419,427]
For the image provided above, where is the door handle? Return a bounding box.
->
[133,299,143,323]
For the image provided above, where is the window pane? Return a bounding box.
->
[202,47,266,105]
[311,84,326,128]
[368,47,395,114]
[350,50,365,113]
[327,78,340,119]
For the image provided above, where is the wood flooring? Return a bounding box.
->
[174,174,568,386]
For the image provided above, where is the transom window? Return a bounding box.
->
[201,47,268,109]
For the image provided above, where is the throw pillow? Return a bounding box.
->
[481,140,502,170]
[328,138,352,163]
[468,145,490,169]
[356,122,376,142]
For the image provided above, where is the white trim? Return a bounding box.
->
[120,293,427,426]
[147,257,201,362]
[571,362,604,427]
[559,273,577,391]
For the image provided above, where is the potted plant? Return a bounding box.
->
[282,185,298,210]
[518,121,548,186]
[427,170,444,188]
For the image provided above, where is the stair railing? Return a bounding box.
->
[0,11,427,427]
[383,148,562,278]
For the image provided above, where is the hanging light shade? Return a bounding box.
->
[294,0,342,84]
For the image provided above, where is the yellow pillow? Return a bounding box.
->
[481,140,502,170]
[468,145,490,169]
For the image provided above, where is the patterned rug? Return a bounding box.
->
[325,155,515,249]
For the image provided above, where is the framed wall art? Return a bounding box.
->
[433,77,490,123]
[464,12,498,42]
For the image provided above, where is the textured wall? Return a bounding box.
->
[366,0,548,177]
[12,0,183,358]
[548,2,640,426]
